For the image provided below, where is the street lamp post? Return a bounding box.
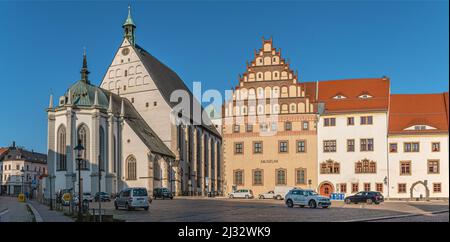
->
[98,154,102,222]
[74,139,85,221]
[20,167,25,196]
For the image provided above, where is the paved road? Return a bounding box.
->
[0,196,33,222]
[98,197,449,222]
[367,211,449,222]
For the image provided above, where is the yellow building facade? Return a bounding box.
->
[223,38,318,196]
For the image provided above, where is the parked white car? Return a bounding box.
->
[274,186,296,200]
[258,190,275,199]
[285,189,331,209]
[229,189,254,199]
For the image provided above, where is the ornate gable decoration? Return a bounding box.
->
[238,37,298,86]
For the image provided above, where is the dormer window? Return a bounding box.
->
[358,94,373,99]
[404,125,437,131]
[333,95,347,99]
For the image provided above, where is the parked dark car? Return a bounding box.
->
[94,192,111,202]
[344,191,384,204]
[153,187,173,199]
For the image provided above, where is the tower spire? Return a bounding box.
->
[123,5,136,45]
[80,48,90,83]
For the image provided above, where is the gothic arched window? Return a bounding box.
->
[57,125,67,171]
[126,155,137,180]
[77,124,90,170]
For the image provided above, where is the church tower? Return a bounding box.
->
[123,5,136,45]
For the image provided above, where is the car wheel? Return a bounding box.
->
[245,195,249,199]
[276,195,282,200]
[229,194,234,199]
[366,199,373,204]
[259,195,264,199]
[286,199,294,208]
[299,205,305,208]
[322,206,329,209]
[375,201,380,205]
[114,202,118,210]
[309,200,317,209]
[344,199,351,204]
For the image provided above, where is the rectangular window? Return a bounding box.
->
[360,116,373,125]
[404,142,420,152]
[253,142,263,154]
[323,140,337,152]
[271,122,277,131]
[347,139,355,152]
[245,124,253,132]
[233,125,240,133]
[340,183,347,193]
[360,138,374,151]
[324,118,336,127]
[432,142,440,152]
[364,183,371,192]
[427,160,439,174]
[400,161,411,175]
[276,169,287,185]
[352,183,359,193]
[233,170,243,186]
[389,143,398,153]
[398,184,407,193]
[259,123,268,132]
[16,165,20,170]
[295,168,307,185]
[252,170,263,186]
[296,140,306,153]
[285,121,292,131]
[234,143,243,154]
[347,117,354,126]
[302,121,309,130]
[433,183,442,193]
[376,183,383,193]
[279,141,288,153]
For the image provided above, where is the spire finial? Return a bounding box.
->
[108,94,113,113]
[93,90,99,107]
[48,94,53,109]
[80,48,90,83]
[120,99,125,117]
[123,5,136,45]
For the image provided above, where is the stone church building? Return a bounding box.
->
[46,7,221,198]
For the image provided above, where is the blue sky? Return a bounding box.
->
[0,0,448,153]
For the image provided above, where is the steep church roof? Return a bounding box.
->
[101,88,175,158]
[132,44,221,137]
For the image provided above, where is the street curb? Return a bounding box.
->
[341,209,449,222]
[26,202,44,222]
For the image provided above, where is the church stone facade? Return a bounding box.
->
[46,7,221,198]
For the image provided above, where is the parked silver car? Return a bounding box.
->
[285,189,331,209]
[114,187,151,211]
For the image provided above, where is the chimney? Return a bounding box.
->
[12,141,16,148]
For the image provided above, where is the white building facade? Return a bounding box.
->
[387,93,449,199]
[316,78,390,197]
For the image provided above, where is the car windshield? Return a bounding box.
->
[305,191,318,196]
[133,189,148,197]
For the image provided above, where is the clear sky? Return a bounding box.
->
[0,0,448,153]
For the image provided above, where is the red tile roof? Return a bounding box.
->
[389,93,449,134]
[317,78,390,113]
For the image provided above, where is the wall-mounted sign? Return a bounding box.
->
[261,160,278,164]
